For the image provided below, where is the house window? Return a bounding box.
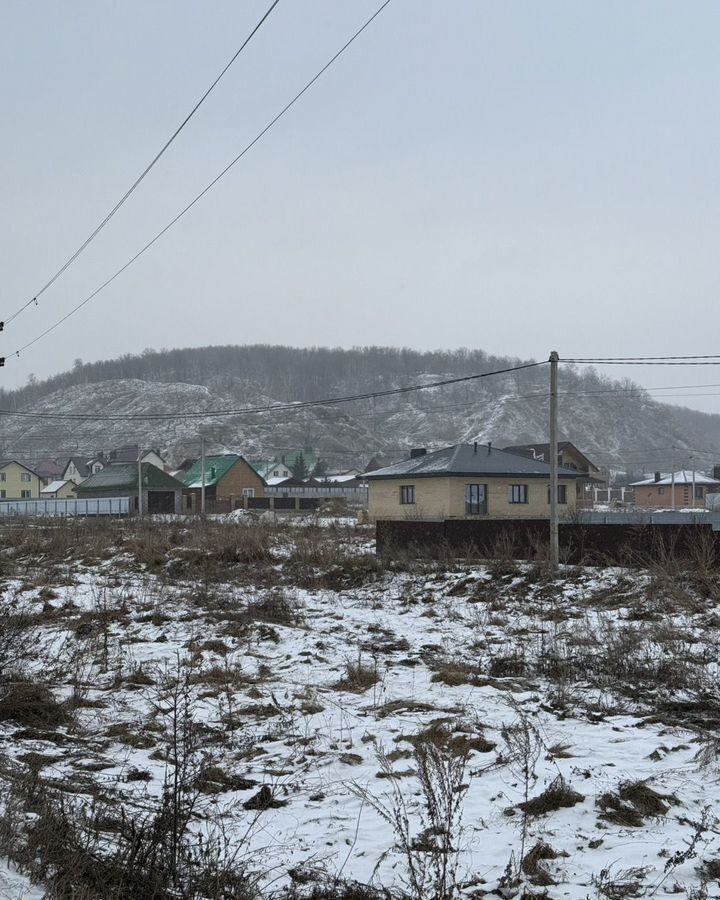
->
[0,490,5,499]
[242,487,255,498]
[547,484,567,504]
[508,484,528,504]
[465,484,487,515]
[21,490,31,499]
[21,473,31,482]
[400,485,415,505]
[0,473,5,482]
[658,487,665,495]
[273,470,279,477]
[695,486,704,499]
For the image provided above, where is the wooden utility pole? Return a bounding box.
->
[200,436,206,515]
[549,351,559,569]
[137,448,143,517]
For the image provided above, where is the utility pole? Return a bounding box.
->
[200,435,206,515]
[691,456,696,509]
[671,457,676,511]
[137,447,143,517]
[549,350,559,569]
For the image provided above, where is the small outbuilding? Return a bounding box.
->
[40,480,76,500]
[75,463,186,514]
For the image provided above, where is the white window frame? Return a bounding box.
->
[21,490,31,499]
[21,472,31,482]
[400,485,415,505]
[242,487,255,498]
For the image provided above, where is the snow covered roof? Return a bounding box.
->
[363,444,585,480]
[266,476,290,485]
[41,480,72,494]
[322,474,361,483]
[630,470,720,486]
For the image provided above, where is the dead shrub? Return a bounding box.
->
[522,840,561,886]
[334,657,379,693]
[518,775,584,817]
[598,779,677,827]
[0,680,69,728]
[246,591,303,626]
[0,772,256,900]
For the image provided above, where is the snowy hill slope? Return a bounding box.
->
[0,345,718,473]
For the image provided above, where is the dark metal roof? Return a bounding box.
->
[363,444,585,480]
[76,463,184,493]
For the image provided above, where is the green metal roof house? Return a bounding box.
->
[181,454,265,512]
[75,463,186,514]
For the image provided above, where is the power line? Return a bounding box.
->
[0,360,545,421]
[565,355,720,365]
[3,0,394,362]
[2,0,281,330]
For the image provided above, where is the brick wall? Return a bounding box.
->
[216,460,266,503]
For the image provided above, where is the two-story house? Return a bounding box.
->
[0,460,42,500]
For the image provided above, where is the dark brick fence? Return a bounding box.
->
[376,519,720,565]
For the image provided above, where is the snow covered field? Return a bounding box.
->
[0,516,719,898]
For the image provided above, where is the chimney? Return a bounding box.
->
[473,442,478,454]
[487,441,492,454]
[654,472,661,483]
[410,448,427,459]
[713,465,720,482]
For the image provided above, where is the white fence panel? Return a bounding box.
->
[0,498,130,518]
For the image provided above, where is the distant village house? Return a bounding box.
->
[181,454,265,513]
[0,460,41,500]
[630,470,720,509]
[363,443,584,521]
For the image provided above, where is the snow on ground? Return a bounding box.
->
[1,521,719,896]
[0,861,42,900]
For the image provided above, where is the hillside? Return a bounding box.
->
[0,345,718,474]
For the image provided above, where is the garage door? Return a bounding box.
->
[147,491,175,514]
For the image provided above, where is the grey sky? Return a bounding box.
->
[2,2,719,411]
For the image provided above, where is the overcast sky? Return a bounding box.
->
[2,2,719,411]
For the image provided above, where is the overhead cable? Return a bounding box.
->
[565,355,720,365]
[4,0,394,362]
[2,0,281,329]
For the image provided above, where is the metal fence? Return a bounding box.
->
[574,509,720,530]
[0,498,130,517]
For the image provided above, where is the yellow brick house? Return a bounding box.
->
[0,460,42,500]
[363,443,583,521]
